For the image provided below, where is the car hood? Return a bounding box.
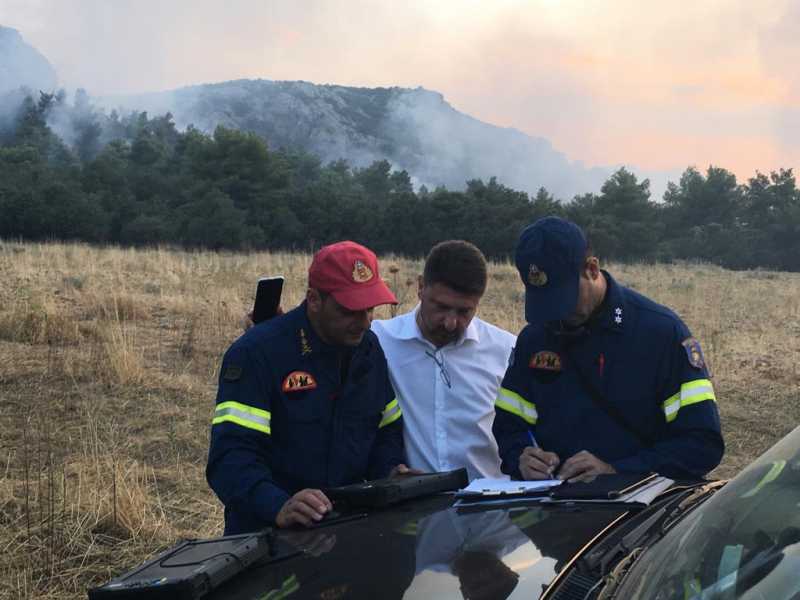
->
[209,495,631,600]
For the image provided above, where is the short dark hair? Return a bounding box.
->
[422,240,487,297]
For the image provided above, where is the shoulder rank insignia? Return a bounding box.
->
[682,337,706,370]
[352,259,374,283]
[528,264,548,287]
[282,371,317,392]
[530,350,562,371]
[299,328,312,356]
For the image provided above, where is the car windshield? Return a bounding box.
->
[618,426,800,600]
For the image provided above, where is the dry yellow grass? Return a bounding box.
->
[1,240,799,599]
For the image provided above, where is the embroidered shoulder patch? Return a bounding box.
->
[682,337,706,370]
[529,350,562,371]
[222,365,242,382]
[282,370,318,392]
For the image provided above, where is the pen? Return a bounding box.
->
[527,429,538,448]
[527,429,556,476]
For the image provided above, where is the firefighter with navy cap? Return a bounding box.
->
[492,217,724,483]
[207,241,411,534]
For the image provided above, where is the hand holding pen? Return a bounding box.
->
[519,430,561,480]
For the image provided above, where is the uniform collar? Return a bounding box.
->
[547,270,626,338]
[591,270,627,334]
[395,305,480,347]
[294,301,372,357]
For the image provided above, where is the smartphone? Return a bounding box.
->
[252,276,284,324]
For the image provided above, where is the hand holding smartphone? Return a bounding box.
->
[252,276,284,324]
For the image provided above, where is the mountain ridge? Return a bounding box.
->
[0,25,58,94]
[1,25,673,199]
[102,78,619,199]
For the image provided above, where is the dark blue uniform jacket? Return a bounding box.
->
[493,272,724,480]
[207,303,405,535]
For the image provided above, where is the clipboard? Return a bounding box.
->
[455,478,563,502]
[549,473,659,500]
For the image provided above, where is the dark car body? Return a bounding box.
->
[94,426,800,600]
[208,494,636,600]
[207,425,800,600]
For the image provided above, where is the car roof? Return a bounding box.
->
[208,494,634,600]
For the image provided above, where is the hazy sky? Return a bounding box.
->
[2,0,798,180]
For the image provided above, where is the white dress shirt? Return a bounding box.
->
[372,307,516,480]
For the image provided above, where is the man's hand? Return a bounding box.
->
[557,450,616,483]
[275,489,332,528]
[389,464,425,478]
[241,311,255,332]
[519,446,561,480]
[241,306,285,333]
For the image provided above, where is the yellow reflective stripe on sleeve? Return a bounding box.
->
[212,401,271,434]
[680,379,716,406]
[495,387,538,424]
[663,379,716,422]
[379,398,402,428]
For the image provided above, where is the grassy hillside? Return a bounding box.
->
[1,240,798,599]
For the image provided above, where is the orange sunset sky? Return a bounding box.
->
[2,0,799,181]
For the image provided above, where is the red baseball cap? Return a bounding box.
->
[308,241,398,310]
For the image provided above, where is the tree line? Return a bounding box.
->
[1,90,799,270]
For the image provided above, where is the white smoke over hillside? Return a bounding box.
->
[1,17,675,199]
[100,80,674,200]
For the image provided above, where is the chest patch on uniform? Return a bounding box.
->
[222,365,242,382]
[529,351,562,371]
[282,370,318,392]
[682,337,706,370]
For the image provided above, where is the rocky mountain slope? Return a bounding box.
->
[107,79,615,199]
[0,26,57,94]
[2,24,654,199]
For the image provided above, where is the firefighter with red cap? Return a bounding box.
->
[207,241,409,534]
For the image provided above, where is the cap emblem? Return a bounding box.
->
[528,264,548,287]
[352,259,374,283]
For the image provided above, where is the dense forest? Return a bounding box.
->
[1,89,799,270]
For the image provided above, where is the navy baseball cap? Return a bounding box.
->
[514,217,588,324]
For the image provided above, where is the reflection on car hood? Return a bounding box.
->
[209,495,632,600]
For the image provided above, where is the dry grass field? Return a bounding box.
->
[1,240,799,599]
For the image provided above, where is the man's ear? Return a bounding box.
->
[585,257,601,279]
[417,275,424,301]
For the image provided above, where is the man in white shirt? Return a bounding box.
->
[372,241,516,480]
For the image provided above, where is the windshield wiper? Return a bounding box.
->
[659,480,725,533]
[582,506,668,576]
[582,482,723,577]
